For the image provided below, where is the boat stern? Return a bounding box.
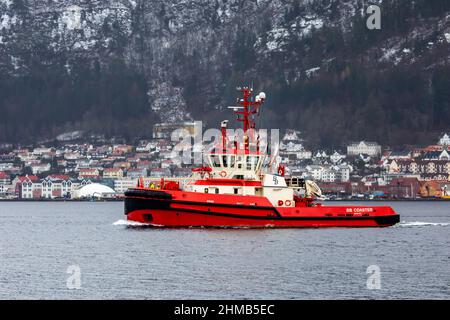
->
[343,205,400,227]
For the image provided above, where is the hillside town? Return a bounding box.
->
[0,124,450,200]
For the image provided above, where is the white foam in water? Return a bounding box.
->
[112,219,151,227]
[113,219,450,228]
[396,221,450,228]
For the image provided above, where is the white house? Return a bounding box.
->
[319,165,352,183]
[282,130,302,141]
[438,133,450,146]
[136,142,156,152]
[337,164,352,182]
[21,178,91,199]
[0,163,14,171]
[279,130,312,161]
[32,147,53,156]
[30,163,51,174]
[439,149,450,160]
[330,151,346,164]
[321,169,338,183]
[306,165,324,181]
[20,180,34,199]
[0,184,13,196]
[347,141,381,157]
[114,178,137,194]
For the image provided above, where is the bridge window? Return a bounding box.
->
[246,156,252,170]
[237,156,243,169]
[229,155,236,168]
[254,156,261,170]
[247,156,258,170]
[222,155,228,167]
[211,155,221,168]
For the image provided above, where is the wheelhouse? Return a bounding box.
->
[207,153,264,174]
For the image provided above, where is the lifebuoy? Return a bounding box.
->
[219,171,227,177]
[285,200,292,206]
[278,200,284,206]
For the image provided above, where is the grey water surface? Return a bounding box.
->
[0,201,449,299]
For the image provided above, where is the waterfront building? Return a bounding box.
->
[419,180,450,198]
[114,178,137,194]
[72,183,116,199]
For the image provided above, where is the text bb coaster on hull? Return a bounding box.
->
[124,87,400,228]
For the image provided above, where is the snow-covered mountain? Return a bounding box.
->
[1,0,450,145]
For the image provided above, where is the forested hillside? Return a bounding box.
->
[1,0,450,147]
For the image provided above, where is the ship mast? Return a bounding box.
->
[231,86,265,152]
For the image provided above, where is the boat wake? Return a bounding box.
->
[112,219,152,227]
[396,221,450,228]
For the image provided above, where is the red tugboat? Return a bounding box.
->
[125,87,400,228]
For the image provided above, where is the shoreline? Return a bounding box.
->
[0,198,449,202]
[0,198,123,202]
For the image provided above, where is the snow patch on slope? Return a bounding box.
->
[265,14,324,52]
[266,27,289,52]
[49,4,133,51]
[445,33,450,43]
[305,67,320,77]
[60,5,82,30]
[148,82,192,123]
[128,0,137,9]
[0,0,12,8]
[0,14,18,30]
[297,15,324,37]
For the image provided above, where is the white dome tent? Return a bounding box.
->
[72,183,116,199]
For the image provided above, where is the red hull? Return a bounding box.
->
[124,189,400,228]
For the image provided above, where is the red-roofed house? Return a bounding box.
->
[113,145,133,154]
[13,175,39,185]
[46,174,71,181]
[0,172,10,185]
[13,175,39,198]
